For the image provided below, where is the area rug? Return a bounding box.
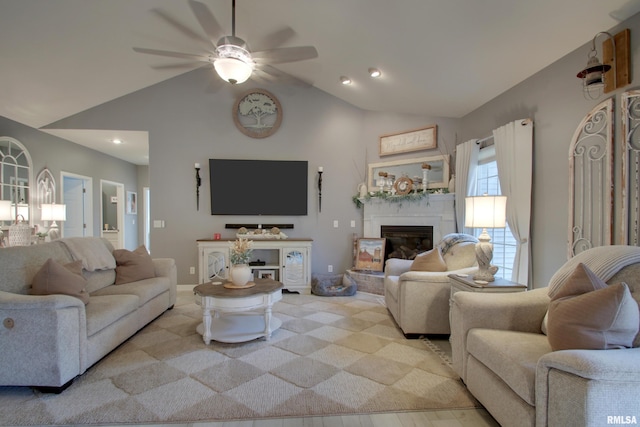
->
[0,289,478,426]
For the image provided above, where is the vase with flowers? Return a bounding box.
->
[228,238,254,288]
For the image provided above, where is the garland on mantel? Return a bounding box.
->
[352,188,449,208]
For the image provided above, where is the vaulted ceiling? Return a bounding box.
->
[2,0,639,164]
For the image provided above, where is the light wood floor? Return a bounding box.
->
[157,287,500,427]
[133,408,499,427]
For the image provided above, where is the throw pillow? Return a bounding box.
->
[547,263,639,351]
[113,245,155,285]
[410,246,447,272]
[29,258,89,304]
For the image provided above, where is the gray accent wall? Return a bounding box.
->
[460,12,640,286]
[47,66,457,284]
[0,116,139,248]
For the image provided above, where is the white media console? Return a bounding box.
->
[197,238,313,294]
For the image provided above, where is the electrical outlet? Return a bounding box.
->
[189,266,195,275]
[350,220,356,228]
[328,265,333,272]
[333,220,339,228]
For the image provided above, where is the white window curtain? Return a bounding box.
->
[454,139,480,234]
[493,119,533,286]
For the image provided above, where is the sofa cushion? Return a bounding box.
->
[0,241,74,295]
[547,263,639,351]
[467,328,551,406]
[113,245,156,285]
[91,276,171,307]
[85,294,140,337]
[410,247,447,272]
[29,258,89,304]
[606,263,640,347]
[443,241,477,271]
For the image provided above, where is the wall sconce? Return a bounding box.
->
[195,163,201,211]
[465,195,507,282]
[577,29,631,99]
[318,166,323,212]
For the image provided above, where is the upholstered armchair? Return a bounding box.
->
[384,233,478,336]
[450,245,640,427]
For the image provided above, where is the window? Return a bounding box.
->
[471,146,517,280]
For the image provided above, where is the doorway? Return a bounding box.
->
[61,172,93,238]
[100,180,125,249]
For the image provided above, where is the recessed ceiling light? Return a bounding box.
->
[368,68,381,78]
[112,138,123,145]
[340,76,352,85]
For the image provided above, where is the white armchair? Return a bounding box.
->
[450,246,640,427]
[384,233,478,336]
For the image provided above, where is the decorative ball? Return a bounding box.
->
[254,229,263,235]
[238,227,248,234]
[271,227,280,235]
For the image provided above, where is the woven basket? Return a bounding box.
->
[9,215,32,246]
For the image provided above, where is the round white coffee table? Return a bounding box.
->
[194,278,283,344]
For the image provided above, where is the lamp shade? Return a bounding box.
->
[11,204,29,221]
[465,195,507,229]
[41,203,66,221]
[0,200,13,221]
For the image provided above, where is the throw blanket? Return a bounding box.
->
[60,237,116,271]
[548,245,640,298]
[438,233,478,255]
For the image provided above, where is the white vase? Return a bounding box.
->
[229,264,252,287]
[448,174,456,193]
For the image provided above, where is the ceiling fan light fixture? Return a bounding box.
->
[214,57,252,84]
[215,37,254,84]
[340,76,352,85]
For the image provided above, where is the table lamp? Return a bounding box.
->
[0,200,13,246]
[465,195,507,282]
[41,203,66,240]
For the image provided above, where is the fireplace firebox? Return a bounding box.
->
[381,225,434,262]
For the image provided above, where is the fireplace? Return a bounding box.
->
[381,225,434,261]
[348,193,456,294]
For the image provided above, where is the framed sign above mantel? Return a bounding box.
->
[379,125,437,156]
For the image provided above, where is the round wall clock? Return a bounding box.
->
[233,88,283,138]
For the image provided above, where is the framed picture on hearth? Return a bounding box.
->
[354,238,386,272]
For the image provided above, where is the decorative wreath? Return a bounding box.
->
[393,177,413,195]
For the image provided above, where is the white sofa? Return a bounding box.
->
[384,233,478,335]
[0,237,177,392]
[450,246,640,427]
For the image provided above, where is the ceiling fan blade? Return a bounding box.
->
[150,8,211,47]
[133,47,212,62]
[252,46,318,64]
[251,27,296,51]
[188,0,224,46]
[256,64,313,87]
[251,68,279,84]
[151,62,209,70]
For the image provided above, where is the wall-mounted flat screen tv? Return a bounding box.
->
[209,159,308,215]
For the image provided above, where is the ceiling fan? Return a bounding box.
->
[133,0,318,85]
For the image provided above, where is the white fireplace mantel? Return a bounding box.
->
[361,193,456,242]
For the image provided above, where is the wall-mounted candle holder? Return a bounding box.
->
[195,163,201,211]
[318,166,323,212]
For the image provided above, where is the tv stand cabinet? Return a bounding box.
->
[197,238,313,294]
